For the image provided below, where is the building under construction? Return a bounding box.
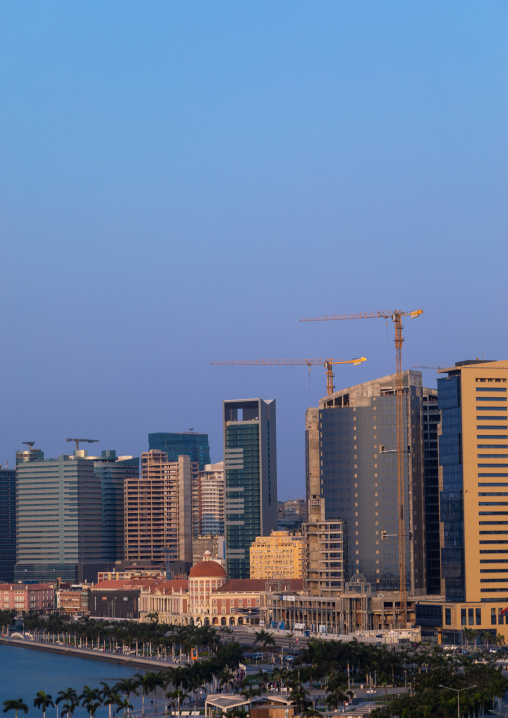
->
[306,370,429,596]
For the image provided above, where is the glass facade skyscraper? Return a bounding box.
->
[423,389,441,594]
[15,449,138,582]
[94,451,139,562]
[0,469,16,582]
[224,399,277,579]
[148,432,210,471]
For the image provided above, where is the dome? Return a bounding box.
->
[189,557,227,578]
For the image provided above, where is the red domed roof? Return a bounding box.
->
[189,558,227,578]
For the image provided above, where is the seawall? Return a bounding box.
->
[0,636,179,670]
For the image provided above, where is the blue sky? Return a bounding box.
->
[1,2,507,498]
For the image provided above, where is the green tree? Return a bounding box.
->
[151,671,166,712]
[100,684,119,718]
[56,689,79,718]
[80,686,102,718]
[240,683,261,710]
[254,629,276,650]
[165,690,189,718]
[2,700,28,718]
[289,687,310,713]
[115,697,133,718]
[113,679,139,706]
[135,672,155,716]
[325,686,352,711]
[33,692,54,718]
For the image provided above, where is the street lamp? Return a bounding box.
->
[439,684,477,718]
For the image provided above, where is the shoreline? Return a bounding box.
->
[0,636,179,671]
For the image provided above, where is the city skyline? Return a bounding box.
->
[1,2,507,499]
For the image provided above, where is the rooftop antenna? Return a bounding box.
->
[22,441,36,450]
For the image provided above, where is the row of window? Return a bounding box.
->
[478,436,508,439]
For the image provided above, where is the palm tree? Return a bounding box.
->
[290,687,310,713]
[56,689,78,718]
[240,683,261,711]
[135,672,155,716]
[113,679,139,707]
[115,697,133,718]
[254,629,276,651]
[33,692,54,718]
[151,672,166,712]
[165,690,188,718]
[219,667,235,695]
[80,687,102,718]
[2,700,28,718]
[100,684,119,718]
[325,686,353,711]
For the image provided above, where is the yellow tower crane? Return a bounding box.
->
[299,309,423,627]
[210,356,366,395]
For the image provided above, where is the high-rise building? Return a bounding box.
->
[148,432,210,470]
[250,530,304,580]
[277,498,308,531]
[15,453,102,583]
[439,360,508,605]
[16,447,44,465]
[416,360,508,641]
[303,497,348,595]
[95,451,139,562]
[197,461,224,536]
[14,449,137,583]
[0,469,16,582]
[124,450,193,565]
[224,399,277,579]
[306,370,427,594]
[423,388,441,594]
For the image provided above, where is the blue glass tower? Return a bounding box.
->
[224,399,277,579]
[148,432,210,470]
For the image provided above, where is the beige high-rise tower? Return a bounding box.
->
[124,450,193,564]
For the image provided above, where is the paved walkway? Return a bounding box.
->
[0,636,179,669]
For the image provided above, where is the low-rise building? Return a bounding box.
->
[261,574,419,634]
[88,578,160,619]
[250,531,304,579]
[138,579,189,622]
[138,553,303,626]
[0,583,54,613]
[56,585,90,616]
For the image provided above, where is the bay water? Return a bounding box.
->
[0,644,150,715]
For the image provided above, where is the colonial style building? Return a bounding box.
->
[138,553,303,626]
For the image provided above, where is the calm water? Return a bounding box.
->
[0,644,148,715]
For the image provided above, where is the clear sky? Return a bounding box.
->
[1,2,507,499]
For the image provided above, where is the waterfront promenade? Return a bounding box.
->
[0,635,178,670]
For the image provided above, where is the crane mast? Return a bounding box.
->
[299,308,422,627]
